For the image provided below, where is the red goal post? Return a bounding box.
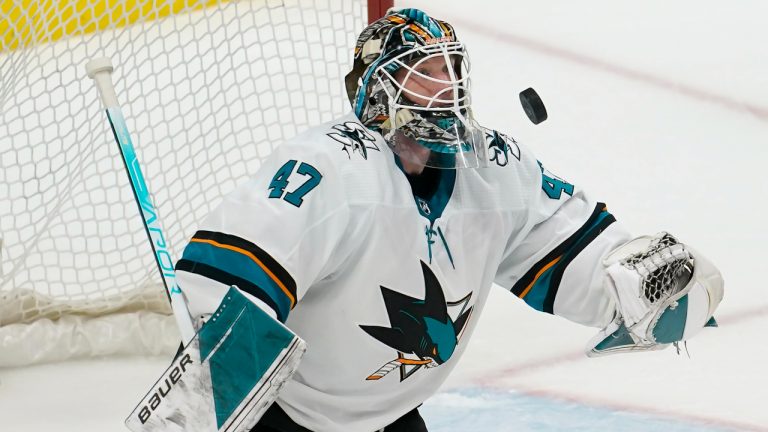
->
[369,0,394,24]
[0,0,394,367]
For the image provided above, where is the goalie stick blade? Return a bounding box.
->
[125,287,306,432]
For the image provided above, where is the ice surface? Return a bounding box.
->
[422,389,738,432]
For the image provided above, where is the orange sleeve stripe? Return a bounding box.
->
[519,256,562,299]
[190,238,296,307]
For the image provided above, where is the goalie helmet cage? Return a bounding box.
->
[0,0,393,367]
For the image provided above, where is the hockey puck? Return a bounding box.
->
[519,87,547,124]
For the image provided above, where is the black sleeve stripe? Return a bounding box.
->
[192,230,297,301]
[541,212,616,314]
[176,259,287,323]
[511,203,616,312]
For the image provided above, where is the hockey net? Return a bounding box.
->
[0,0,389,367]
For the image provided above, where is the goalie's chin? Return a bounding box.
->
[385,125,489,170]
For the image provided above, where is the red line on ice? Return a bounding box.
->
[472,305,768,431]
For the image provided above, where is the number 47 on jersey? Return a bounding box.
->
[268,160,323,207]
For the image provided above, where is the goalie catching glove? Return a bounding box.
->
[587,232,723,356]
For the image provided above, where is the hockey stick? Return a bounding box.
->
[86,58,306,432]
[85,58,196,343]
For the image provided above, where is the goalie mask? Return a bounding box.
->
[345,8,488,169]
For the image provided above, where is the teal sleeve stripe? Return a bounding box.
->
[517,204,616,313]
[521,266,558,312]
[181,241,291,319]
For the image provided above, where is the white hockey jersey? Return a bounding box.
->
[175,113,632,431]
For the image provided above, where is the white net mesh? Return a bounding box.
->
[0,0,368,366]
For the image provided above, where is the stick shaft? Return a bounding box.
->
[87,58,196,343]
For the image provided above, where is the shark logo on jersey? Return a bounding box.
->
[360,261,473,382]
[486,130,521,167]
[327,121,380,160]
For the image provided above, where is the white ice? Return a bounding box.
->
[1,0,766,431]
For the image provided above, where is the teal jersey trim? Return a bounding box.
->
[393,155,456,224]
[425,224,437,264]
[521,265,558,312]
[513,203,616,313]
[395,156,457,268]
[419,169,456,268]
[436,226,455,269]
[423,168,456,224]
[181,241,291,320]
[424,224,454,268]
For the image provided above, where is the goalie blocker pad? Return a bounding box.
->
[126,286,306,432]
[587,233,723,357]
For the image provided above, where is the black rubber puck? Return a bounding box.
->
[519,87,547,124]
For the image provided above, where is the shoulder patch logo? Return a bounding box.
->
[327,121,380,160]
[360,261,473,382]
[486,131,521,167]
